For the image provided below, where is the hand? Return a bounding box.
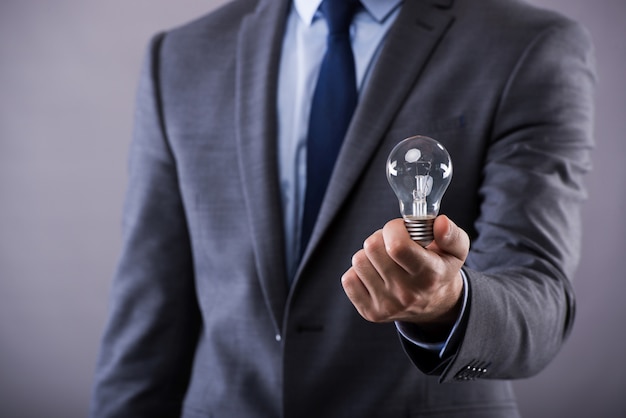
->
[341,215,469,339]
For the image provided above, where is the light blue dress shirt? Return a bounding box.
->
[277,0,467,357]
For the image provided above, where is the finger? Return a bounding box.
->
[350,248,386,295]
[381,219,429,275]
[430,215,470,262]
[341,267,371,310]
[363,226,408,284]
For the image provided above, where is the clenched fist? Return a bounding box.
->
[341,215,469,341]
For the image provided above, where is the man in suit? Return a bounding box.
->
[90,0,595,416]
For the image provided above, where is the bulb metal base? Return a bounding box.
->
[404,216,435,247]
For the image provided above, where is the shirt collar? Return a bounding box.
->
[293,0,403,26]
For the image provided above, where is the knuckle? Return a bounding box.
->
[351,250,368,267]
[363,232,384,254]
[385,238,408,260]
[340,272,354,291]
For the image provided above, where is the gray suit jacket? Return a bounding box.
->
[91,0,595,416]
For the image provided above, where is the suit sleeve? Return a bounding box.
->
[401,19,595,382]
[90,33,201,417]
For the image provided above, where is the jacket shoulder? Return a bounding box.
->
[154,0,261,55]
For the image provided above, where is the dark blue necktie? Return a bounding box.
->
[301,0,359,255]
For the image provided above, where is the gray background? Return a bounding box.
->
[0,0,624,417]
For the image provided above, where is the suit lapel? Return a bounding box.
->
[236,0,291,329]
[297,0,456,271]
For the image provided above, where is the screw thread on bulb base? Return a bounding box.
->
[404,216,435,247]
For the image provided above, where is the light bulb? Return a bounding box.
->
[386,135,453,246]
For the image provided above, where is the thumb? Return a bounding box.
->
[431,215,470,262]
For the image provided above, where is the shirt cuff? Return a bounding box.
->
[395,269,469,358]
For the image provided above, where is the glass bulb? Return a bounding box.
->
[386,135,453,246]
